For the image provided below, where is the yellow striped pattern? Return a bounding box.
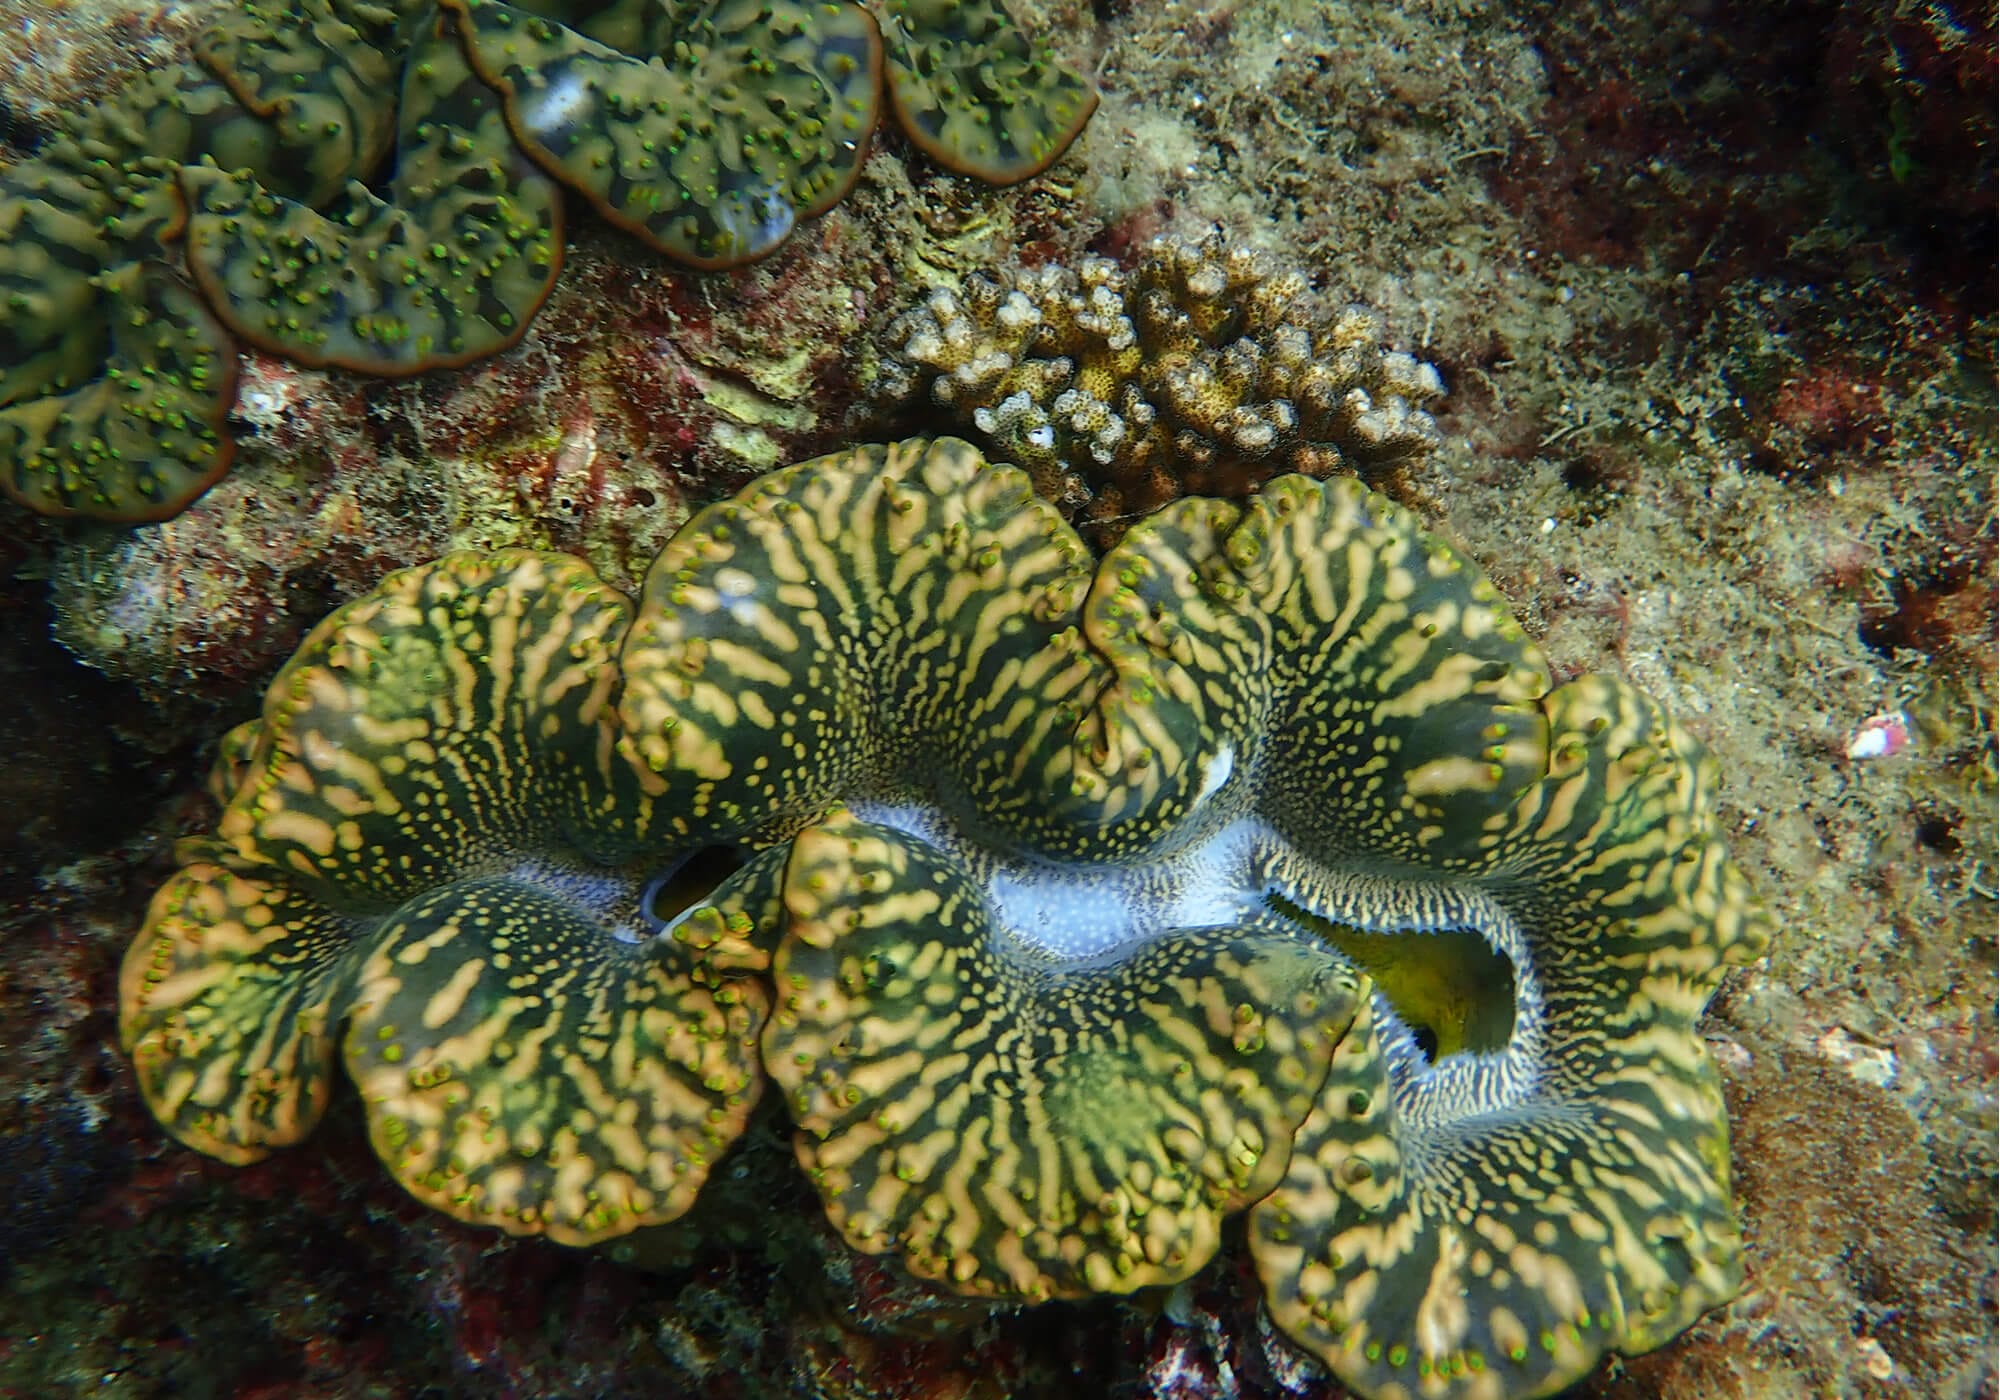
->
[122,549,778,1246]
[120,437,1766,1400]
[122,863,356,1164]
[619,437,1112,851]
[339,861,778,1244]
[768,810,1365,1300]
[1086,474,1551,862]
[1248,678,1769,1399]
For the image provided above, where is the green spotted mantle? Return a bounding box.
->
[122,438,1767,1400]
[0,0,1097,521]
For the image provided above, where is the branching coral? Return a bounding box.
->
[122,437,1766,1399]
[0,0,1097,521]
[871,233,1446,542]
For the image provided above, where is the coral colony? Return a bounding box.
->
[0,3,1790,1398]
[874,233,1445,542]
